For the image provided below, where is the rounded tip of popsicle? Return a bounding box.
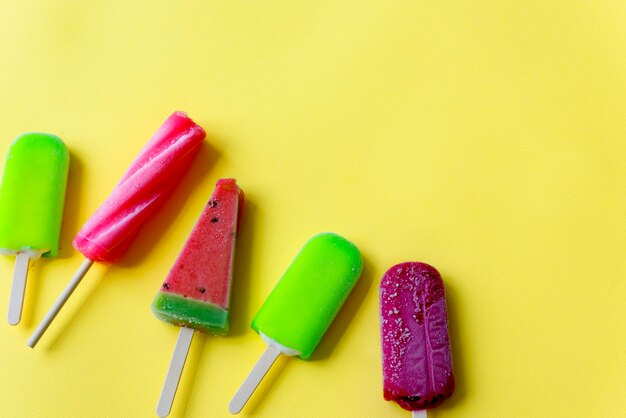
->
[10,133,68,157]
[393,261,438,271]
[13,132,62,142]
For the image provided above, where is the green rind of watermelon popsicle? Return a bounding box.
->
[0,133,69,258]
[152,293,229,334]
[251,232,363,360]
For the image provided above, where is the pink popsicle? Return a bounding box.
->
[27,112,206,348]
[74,111,205,263]
[379,262,455,413]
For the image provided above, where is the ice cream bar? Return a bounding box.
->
[27,112,205,347]
[152,178,244,335]
[379,262,455,415]
[0,133,69,325]
[152,178,244,417]
[229,232,362,414]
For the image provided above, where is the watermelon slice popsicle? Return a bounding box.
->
[27,112,205,348]
[0,134,69,325]
[229,233,363,414]
[379,262,455,418]
[151,178,244,418]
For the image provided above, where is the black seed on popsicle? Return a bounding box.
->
[211,217,219,223]
[208,200,218,208]
[198,288,206,293]
[162,283,170,289]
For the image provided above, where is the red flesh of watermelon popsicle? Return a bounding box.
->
[151,178,244,417]
[379,262,455,417]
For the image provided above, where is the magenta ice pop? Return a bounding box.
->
[152,179,244,417]
[379,262,454,417]
[27,112,205,348]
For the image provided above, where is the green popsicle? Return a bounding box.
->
[252,232,363,359]
[230,232,362,414]
[0,133,69,325]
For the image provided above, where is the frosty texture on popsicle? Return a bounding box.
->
[152,178,244,417]
[74,111,206,263]
[152,178,244,334]
[27,112,205,347]
[0,133,69,258]
[380,262,455,412]
[0,133,69,325]
[229,232,362,414]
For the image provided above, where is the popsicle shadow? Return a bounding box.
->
[229,198,256,337]
[431,276,466,415]
[118,142,219,268]
[311,252,374,361]
[57,151,84,259]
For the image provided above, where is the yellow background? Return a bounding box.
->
[0,1,624,417]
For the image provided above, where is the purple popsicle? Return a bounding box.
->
[379,262,455,414]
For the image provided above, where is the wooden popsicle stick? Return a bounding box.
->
[412,410,427,418]
[7,252,31,325]
[26,258,94,348]
[156,326,195,418]
[229,344,282,414]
